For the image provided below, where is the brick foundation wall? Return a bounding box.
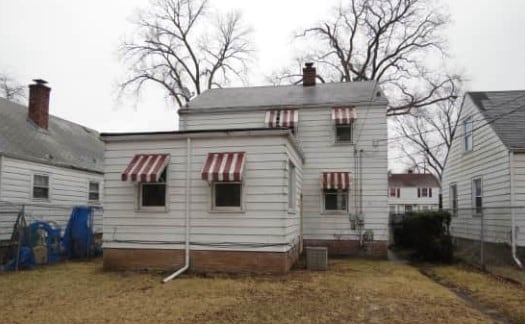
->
[104,244,300,274]
[303,239,388,259]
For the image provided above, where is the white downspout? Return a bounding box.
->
[163,137,192,283]
[509,150,523,268]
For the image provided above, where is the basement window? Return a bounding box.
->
[32,174,49,200]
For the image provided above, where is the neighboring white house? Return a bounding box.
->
[0,80,104,242]
[101,63,389,273]
[388,173,440,214]
[442,90,525,247]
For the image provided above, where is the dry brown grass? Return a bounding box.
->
[426,264,525,323]
[0,258,490,323]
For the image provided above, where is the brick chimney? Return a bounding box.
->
[302,62,316,87]
[28,79,51,130]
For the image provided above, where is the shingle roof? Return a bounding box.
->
[185,81,387,110]
[388,173,440,188]
[468,90,525,149]
[0,97,104,173]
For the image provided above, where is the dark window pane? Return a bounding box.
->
[33,187,49,199]
[324,189,347,211]
[475,197,482,214]
[142,184,166,207]
[336,125,352,142]
[215,183,241,207]
[89,192,100,201]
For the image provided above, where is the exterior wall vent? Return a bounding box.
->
[306,246,328,270]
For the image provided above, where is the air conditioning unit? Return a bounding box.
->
[306,246,328,270]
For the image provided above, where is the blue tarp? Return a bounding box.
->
[62,206,93,259]
[2,247,35,271]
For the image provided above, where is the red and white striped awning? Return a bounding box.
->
[321,172,351,190]
[332,106,357,125]
[265,109,299,128]
[201,152,246,182]
[121,154,169,182]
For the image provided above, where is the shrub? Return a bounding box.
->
[397,210,453,262]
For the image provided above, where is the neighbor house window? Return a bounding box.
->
[450,184,458,216]
[213,182,242,209]
[324,189,348,211]
[389,187,399,198]
[335,124,352,142]
[472,178,482,214]
[140,169,167,207]
[288,161,296,211]
[33,174,49,200]
[89,181,100,202]
[464,116,473,151]
[389,205,396,215]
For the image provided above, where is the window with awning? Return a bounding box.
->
[264,109,299,129]
[201,152,246,210]
[332,107,357,143]
[321,172,350,212]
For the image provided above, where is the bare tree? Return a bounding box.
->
[277,0,460,115]
[393,95,463,180]
[119,0,253,108]
[0,73,26,103]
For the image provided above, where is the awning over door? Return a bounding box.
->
[331,106,357,125]
[201,152,246,182]
[321,172,351,190]
[265,109,299,128]
[121,154,169,182]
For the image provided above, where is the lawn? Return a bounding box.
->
[0,258,492,323]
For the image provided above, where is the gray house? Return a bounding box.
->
[442,90,525,251]
[0,80,104,241]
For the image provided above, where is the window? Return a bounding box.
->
[421,188,428,197]
[389,205,396,215]
[33,174,49,200]
[89,181,100,202]
[213,182,242,209]
[324,189,348,211]
[140,169,167,207]
[335,124,352,142]
[405,205,413,213]
[288,161,296,211]
[389,187,400,198]
[464,116,473,151]
[472,178,482,214]
[450,184,458,216]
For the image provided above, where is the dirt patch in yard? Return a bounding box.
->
[0,258,491,323]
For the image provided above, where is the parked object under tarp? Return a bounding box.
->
[62,206,96,259]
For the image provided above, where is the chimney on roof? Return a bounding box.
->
[303,62,316,87]
[28,79,51,130]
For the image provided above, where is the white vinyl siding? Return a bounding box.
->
[442,95,512,244]
[0,156,104,240]
[103,134,303,252]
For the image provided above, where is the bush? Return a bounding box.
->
[396,210,453,262]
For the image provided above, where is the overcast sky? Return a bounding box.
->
[1,0,525,134]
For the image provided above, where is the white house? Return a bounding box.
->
[388,172,440,214]
[0,80,104,242]
[442,90,525,249]
[101,63,389,273]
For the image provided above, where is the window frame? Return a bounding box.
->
[334,123,353,144]
[138,168,168,211]
[288,161,296,213]
[450,184,458,216]
[464,116,473,151]
[88,181,100,203]
[421,187,428,197]
[211,181,244,212]
[472,178,483,216]
[32,173,50,201]
[389,187,397,197]
[322,188,349,213]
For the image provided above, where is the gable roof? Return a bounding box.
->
[0,97,104,173]
[184,81,387,110]
[388,173,440,188]
[468,90,525,150]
